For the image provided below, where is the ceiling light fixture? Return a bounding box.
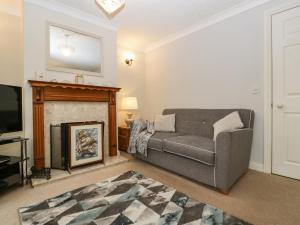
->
[58,34,75,57]
[95,0,126,16]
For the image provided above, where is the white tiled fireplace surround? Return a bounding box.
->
[44,101,109,167]
[32,101,128,187]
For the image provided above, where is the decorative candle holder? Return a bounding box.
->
[75,75,84,84]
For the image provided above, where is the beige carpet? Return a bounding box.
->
[1,156,300,225]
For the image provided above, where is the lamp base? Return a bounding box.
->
[125,119,134,128]
[125,113,134,128]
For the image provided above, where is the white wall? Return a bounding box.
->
[145,0,287,167]
[24,2,117,166]
[117,46,146,126]
[0,2,23,156]
[0,12,23,86]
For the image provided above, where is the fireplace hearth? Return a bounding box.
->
[31,155,129,187]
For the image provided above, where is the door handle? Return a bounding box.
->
[277,104,284,109]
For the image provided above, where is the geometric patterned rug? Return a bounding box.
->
[19,171,252,225]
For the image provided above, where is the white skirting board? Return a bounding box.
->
[249,161,264,172]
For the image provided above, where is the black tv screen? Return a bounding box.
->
[0,84,22,133]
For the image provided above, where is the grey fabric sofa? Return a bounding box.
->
[136,109,254,193]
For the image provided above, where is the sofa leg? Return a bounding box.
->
[219,189,230,195]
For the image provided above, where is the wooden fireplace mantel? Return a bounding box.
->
[29,80,121,169]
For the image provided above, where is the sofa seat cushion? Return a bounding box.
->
[148,132,182,151]
[163,136,215,165]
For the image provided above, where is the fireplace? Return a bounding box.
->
[29,80,121,176]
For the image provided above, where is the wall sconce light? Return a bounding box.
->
[123,51,135,66]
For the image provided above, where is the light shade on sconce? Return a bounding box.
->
[123,51,135,66]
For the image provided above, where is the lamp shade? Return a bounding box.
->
[122,97,138,110]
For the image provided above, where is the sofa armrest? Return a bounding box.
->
[214,129,253,190]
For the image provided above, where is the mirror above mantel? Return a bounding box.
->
[47,23,103,77]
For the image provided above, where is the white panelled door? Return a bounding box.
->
[272,6,300,180]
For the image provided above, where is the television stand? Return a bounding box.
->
[0,136,22,144]
[0,138,29,192]
[0,155,10,165]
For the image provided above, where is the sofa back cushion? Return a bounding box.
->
[163,109,254,139]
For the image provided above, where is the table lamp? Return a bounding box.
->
[121,97,138,127]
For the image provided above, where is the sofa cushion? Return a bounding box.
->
[148,132,182,151]
[163,136,215,165]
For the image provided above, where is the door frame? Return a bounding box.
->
[264,1,300,174]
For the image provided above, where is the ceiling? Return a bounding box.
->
[56,0,255,50]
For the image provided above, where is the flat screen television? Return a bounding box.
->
[0,84,22,134]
